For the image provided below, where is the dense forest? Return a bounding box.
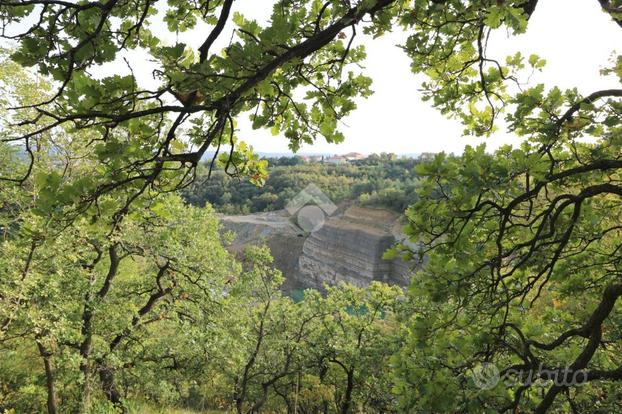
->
[1,0,622,413]
[182,155,421,214]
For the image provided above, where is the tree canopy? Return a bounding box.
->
[1,0,622,413]
[182,156,421,214]
[0,0,577,217]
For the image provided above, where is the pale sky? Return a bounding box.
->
[7,1,622,155]
[231,0,622,155]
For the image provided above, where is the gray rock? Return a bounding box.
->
[219,205,418,292]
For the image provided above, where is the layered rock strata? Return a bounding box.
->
[219,205,415,291]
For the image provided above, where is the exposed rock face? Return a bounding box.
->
[298,206,410,289]
[219,205,414,291]
[219,210,307,292]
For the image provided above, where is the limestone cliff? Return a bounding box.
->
[219,205,415,291]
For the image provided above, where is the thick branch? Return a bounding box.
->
[597,0,622,28]
[198,0,235,62]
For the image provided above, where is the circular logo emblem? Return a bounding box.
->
[297,205,326,232]
[472,362,500,390]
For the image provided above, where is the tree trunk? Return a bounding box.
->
[79,301,94,413]
[79,360,92,413]
[79,245,120,413]
[37,342,58,414]
[319,365,329,414]
[340,368,354,414]
[99,366,125,412]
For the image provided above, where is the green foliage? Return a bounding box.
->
[0,0,398,205]
[200,250,404,413]
[2,2,622,413]
[0,186,238,412]
[183,155,421,214]
[0,109,405,413]
[392,35,622,414]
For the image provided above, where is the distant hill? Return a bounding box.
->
[200,150,427,161]
[182,156,423,215]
